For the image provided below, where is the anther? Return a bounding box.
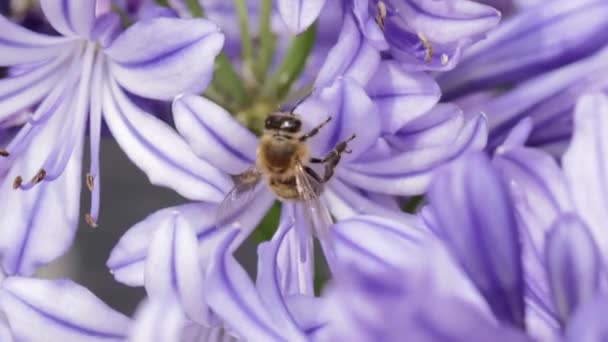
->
[86,173,94,192]
[12,176,22,189]
[441,53,449,65]
[0,149,9,157]
[417,32,433,63]
[375,1,388,31]
[85,213,98,228]
[31,168,46,184]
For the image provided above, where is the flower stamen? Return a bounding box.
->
[12,176,22,190]
[417,32,433,63]
[31,168,47,185]
[0,149,9,157]
[375,1,388,31]
[86,173,95,192]
[85,213,98,228]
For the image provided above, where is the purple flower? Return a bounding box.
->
[462,45,608,153]
[0,0,225,276]
[0,276,131,341]
[439,0,608,99]
[491,93,608,337]
[358,0,501,71]
[426,152,525,328]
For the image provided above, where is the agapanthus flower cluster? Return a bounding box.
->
[0,0,607,341]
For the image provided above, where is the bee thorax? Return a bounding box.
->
[257,136,307,174]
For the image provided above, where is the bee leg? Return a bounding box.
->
[299,116,332,141]
[310,134,356,182]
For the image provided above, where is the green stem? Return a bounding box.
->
[212,54,250,108]
[262,24,317,101]
[234,0,253,66]
[185,0,204,17]
[155,0,169,7]
[254,0,276,81]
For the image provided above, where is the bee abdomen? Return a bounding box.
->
[269,176,301,200]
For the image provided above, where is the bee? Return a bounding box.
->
[216,104,356,246]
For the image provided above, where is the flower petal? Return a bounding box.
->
[277,0,327,34]
[315,14,380,89]
[0,15,75,66]
[324,178,423,225]
[562,93,608,264]
[332,215,428,271]
[382,0,500,70]
[365,61,440,134]
[546,214,600,324]
[39,0,96,38]
[494,146,573,255]
[108,191,274,286]
[467,46,608,151]
[144,212,211,325]
[298,78,381,161]
[256,220,308,338]
[0,53,69,122]
[387,0,500,44]
[0,277,131,342]
[339,110,487,195]
[102,77,231,202]
[108,203,214,286]
[128,297,184,342]
[428,152,525,327]
[564,294,608,342]
[173,95,257,175]
[106,17,224,100]
[206,231,296,342]
[439,0,608,99]
[0,104,83,276]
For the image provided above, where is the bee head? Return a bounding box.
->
[264,113,302,134]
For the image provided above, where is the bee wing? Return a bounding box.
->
[294,163,335,250]
[216,166,264,229]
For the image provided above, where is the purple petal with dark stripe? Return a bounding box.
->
[0,13,76,66]
[428,152,525,327]
[145,212,212,325]
[545,214,600,324]
[463,45,608,152]
[108,203,216,286]
[381,0,500,71]
[106,17,224,100]
[39,0,96,38]
[108,190,274,286]
[339,109,487,195]
[439,0,608,99]
[128,297,184,342]
[0,277,130,342]
[277,0,327,34]
[0,102,82,276]
[493,144,573,321]
[563,93,608,265]
[314,13,381,89]
[332,215,428,271]
[256,219,309,338]
[206,230,299,342]
[102,77,231,202]
[297,78,381,161]
[0,53,69,122]
[494,146,572,255]
[365,61,440,133]
[173,95,257,175]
